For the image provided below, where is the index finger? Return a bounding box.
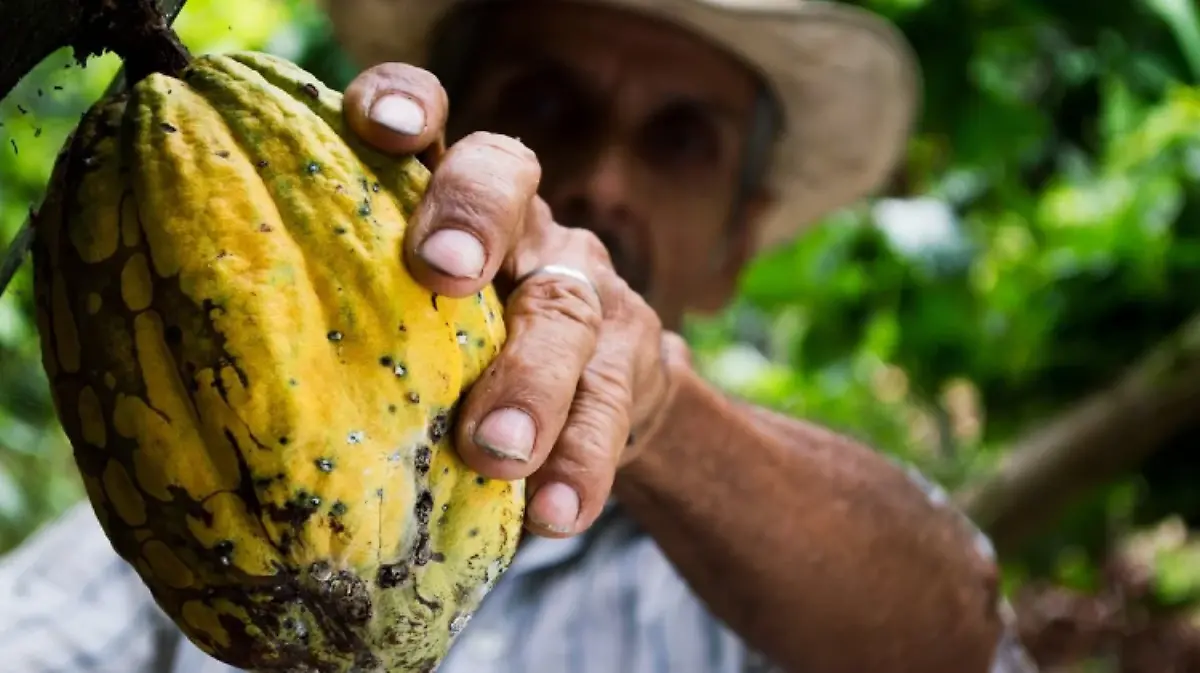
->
[343,62,449,157]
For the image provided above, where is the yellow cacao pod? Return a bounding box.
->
[31,50,525,673]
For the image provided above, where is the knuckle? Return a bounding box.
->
[513,276,603,333]
[369,62,441,92]
[582,358,634,414]
[559,408,625,471]
[530,198,553,224]
[436,180,514,232]
[567,227,612,265]
[467,131,538,163]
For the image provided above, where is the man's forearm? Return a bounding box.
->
[613,364,1010,673]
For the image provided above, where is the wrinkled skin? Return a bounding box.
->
[328,4,1018,673]
[341,2,767,537]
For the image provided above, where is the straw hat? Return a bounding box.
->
[321,0,921,251]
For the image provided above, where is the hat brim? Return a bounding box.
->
[322,0,921,252]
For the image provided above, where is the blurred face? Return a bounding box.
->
[440,2,776,329]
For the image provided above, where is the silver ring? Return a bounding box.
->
[517,264,601,303]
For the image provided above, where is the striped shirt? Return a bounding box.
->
[0,464,1038,673]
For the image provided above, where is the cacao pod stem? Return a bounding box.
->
[73,0,193,84]
[0,0,190,301]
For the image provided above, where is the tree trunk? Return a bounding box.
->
[956,311,1200,555]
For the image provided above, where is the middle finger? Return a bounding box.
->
[403,132,543,297]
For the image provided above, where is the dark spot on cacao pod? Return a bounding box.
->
[327,515,345,535]
[398,322,407,332]
[288,378,298,386]
[258,223,272,232]
[408,392,420,404]
[430,293,439,310]
[333,226,347,235]
[215,150,230,158]
[468,528,479,537]
[377,563,408,588]
[379,355,393,367]
[387,404,397,414]
[431,552,446,563]
[413,533,432,566]
[414,446,431,474]
[279,436,289,445]
[372,182,381,192]
[358,201,371,216]
[309,561,332,580]
[475,476,487,486]
[326,330,343,342]
[330,501,348,516]
[213,540,235,567]
[321,569,373,624]
[314,458,334,473]
[164,324,182,344]
[160,122,177,133]
[256,159,269,168]
[306,161,320,174]
[268,490,321,527]
[301,82,320,98]
[475,338,485,348]
[429,411,449,443]
[414,491,433,525]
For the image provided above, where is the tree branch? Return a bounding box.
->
[956,311,1200,555]
[0,0,190,105]
[0,0,189,301]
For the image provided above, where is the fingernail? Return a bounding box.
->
[419,228,486,279]
[475,408,535,461]
[529,482,580,534]
[370,94,426,135]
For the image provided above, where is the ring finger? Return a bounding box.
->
[451,229,610,482]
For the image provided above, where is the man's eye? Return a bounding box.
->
[641,105,720,167]
[491,70,583,132]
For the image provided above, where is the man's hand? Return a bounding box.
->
[343,63,684,538]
